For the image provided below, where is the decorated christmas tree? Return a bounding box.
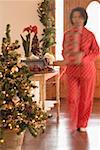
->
[0,24,48,144]
[37,0,55,56]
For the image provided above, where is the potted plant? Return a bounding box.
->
[0,24,48,149]
[20,25,41,59]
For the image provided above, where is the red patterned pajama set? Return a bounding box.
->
[62,27,99,131]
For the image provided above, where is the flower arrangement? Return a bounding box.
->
[20,25,40,58]
[0,24,48,144]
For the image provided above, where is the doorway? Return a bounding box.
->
[86,1,100,47]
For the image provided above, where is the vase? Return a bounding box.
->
[0,130,25,150]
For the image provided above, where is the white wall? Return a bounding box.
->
[0,0,43,56]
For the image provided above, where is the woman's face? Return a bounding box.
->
[71,11,84,27]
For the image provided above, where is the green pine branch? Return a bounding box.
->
[37,0,55,56]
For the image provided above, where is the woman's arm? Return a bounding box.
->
[62,31,85,65]
[82,34,100,63]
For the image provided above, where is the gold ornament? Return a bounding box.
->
[0,139,4,143]
[12,95,20,104]
[2,91,6,94]
[0,72,3,78]
[11,66,19,73]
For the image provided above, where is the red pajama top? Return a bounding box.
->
[62,27,100,78]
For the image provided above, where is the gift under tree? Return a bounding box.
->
[0,24,48,144]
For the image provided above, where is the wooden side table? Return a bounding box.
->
[30,67,60,120]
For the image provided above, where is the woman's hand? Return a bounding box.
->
[63,51,84,65]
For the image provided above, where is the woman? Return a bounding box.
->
[62,7,99,132]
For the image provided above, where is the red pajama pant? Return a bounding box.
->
[66,63,96,130]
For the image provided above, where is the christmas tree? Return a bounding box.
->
[0,24,48,143]
[37,0,55,56]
